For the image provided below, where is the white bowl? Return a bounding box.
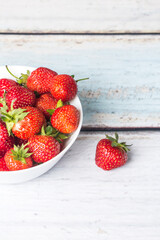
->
[0,66,83,184]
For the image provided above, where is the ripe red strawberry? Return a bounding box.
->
[28,135,60,163]
[4,144,33,171]
[50,74,89,102]
[0,157,9,171]
[0,119,14,158]
[36,93,58,119]
[5,85,36,109]
[27,67,58,94]
[41,125,68,150]
[0,78,19,98]
[95,133,131,170]
[51,105,80,134]
[50,74,77,102]
[1,105,46,140]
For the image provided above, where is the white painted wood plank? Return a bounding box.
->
[0,0,160,33]
[0,34,160,128]
[0,131,159,240]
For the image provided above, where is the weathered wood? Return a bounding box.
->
[0,0,160,33]
[0,131,159,240]
[1,34,160,128]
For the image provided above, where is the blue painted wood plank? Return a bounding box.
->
[0,35,160,127]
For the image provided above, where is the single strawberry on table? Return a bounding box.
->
[4,144,33,171]
[50,104,80,134]
[28,126,61,163]
[50,74,88,102]
[0,157,9,171]
[0,104,46,140]
[36,93,58,119]
[0,119,14,158]
[95,133,131,170]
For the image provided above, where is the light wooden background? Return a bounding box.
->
[0,0,160,128]
[0,1,160,239]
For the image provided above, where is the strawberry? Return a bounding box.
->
[50,74,77,102]
[5,85,36,109]
[4,144,33,171]
[0,157,9,171]
[27,67,58,94]
[95,133,131,170]
[51,105,80,134]
[0,119,14,158]
[1,105,46,140]
[28,133,60,163]
[0,78,19,98]
[6,65,58,94]
[50,74,89,102]
[36,93,58,119]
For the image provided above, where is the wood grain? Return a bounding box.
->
[0,131,159,240]
[1,34,160,128]
[0,0,160,33]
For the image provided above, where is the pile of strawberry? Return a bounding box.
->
[0,66,87,171]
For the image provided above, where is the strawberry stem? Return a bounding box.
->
[0,100,29,135]
[6,65,30,86]
[76,77,89,82]
[40,125,68,143]
[10,144,32,164]
[6,65,19,81]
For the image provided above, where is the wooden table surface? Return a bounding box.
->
[0,1,160,239]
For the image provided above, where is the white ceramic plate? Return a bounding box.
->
[0,66,83,184]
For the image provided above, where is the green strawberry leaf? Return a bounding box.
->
[0,92,8,112]
[46,109,55,115]
[1,100,29,135]
[10,144,32,164]
[106,133,132,153]
[41,126,46,136]
[56,99,63,108]
[58,133,68,140]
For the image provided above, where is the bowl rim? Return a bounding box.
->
[0,65,83,175]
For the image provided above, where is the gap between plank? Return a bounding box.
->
[82,127,160,132]
[0,32,160,36]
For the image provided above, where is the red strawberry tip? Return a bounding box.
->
[106,133,132,153]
